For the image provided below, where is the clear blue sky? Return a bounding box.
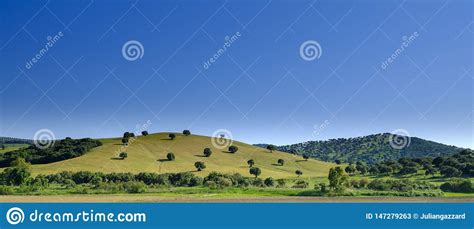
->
[0,0,472,148]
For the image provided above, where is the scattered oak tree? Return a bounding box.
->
[228,145,239,153]
[141,131,149,136]
[277,159,285,166]
[119,152,128,160]
[249,167,261,178]
[266,144,277,153]
[247,159,255,168]
[303,154,310,161]
[183,130,191,136]
[121,137,129,146]
[295,170,303,177]
[203,148,212,157]
[194,161,206,171]
[167,152,175,161]
[169,133,176,140]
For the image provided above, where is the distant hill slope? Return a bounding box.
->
[29,133,336,178]
[260,133,463,164]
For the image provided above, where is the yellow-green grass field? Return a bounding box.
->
[0,144,28,154]
[31,133,336,178]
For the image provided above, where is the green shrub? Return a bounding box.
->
[440,180,474,193]
[0,185,14,195]
[276,179,286,188]
[169,172,197,186]
[123,181,147,193]
[135,172,169,185]
[252,178,264,187]
[264,177,275,187]
[368,179,435,192]
[292,180,309,189]
[189,177,203,187]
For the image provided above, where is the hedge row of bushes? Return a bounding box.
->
[13,171,295,192]
[440,180,474,193]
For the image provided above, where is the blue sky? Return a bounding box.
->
[0,0,472,148]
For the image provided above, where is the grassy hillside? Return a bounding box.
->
[0,144,29,154]
[31,133,336,178]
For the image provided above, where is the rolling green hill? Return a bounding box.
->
[30,133,336,178]
[0,144,29,154]
[269,133,463,164]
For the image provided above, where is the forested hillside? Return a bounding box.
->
[267,133,463,164]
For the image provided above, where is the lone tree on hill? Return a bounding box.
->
[303,154,310,161]
[141,131,149,136]
[119,152,128,160]
[203,148,212,157]
[183,130,191,136]
[247,159,255,168]
[194,161,206,171]
[123,132,131,138]
[169,133,176,140]
[249,167,261,178]
[277,159,285,166]
[167,152,175,161]
[295,170,303,177]
[228,145,239,153]
[266,144,277,153]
